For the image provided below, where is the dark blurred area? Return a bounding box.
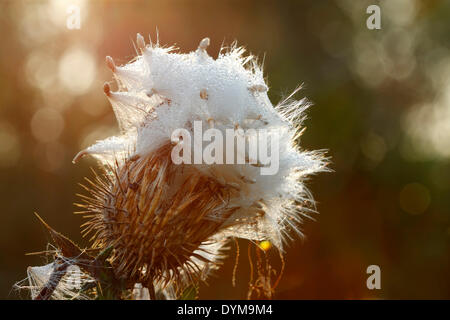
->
[0,0,449,299]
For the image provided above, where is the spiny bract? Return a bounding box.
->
[75,34,327,297]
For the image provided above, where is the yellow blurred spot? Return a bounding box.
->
[399,183,431,215]
[30,107,65,143]
[25,50,57,90]
[35,142,66,173]
[259,240,272,251]
[58,47,96,95]
[0,122,21,167]
[48,0,88,28]
[360,131,387,165]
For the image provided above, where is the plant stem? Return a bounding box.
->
[34,259,69,300]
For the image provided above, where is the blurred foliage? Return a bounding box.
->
[0,0,449,299]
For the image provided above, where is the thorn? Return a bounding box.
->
[33,213,90,260]
[248,84,268,93]
[164,97,172,106]
[251,161,269,168]
[137,33,145,53]
[253,201,263,209]
[25,250,55,256]
[226,182,241,191]
[129,154,141,162]
[72,150,88,164]
[94,245,114,264]
[33,212,51,230]
[241,176,256,184]
[293,127,307,140]
[245,156,258,165]
[103,82,111,96]
[200,89,208,100]
[146,88,157,98]
[198,37,210,51]
[105,56,116,72]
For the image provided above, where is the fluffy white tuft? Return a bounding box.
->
[15,257,94,300]
[76,35,328,250]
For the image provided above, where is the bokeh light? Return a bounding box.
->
[1,0,449,300]
[58,47,97,95]
[0,122,21,168]
[30,107,65,143]
[399,183,431,215]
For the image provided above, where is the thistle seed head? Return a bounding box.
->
[75,34,328,295]
[80,144,238,288]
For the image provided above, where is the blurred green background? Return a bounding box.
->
[0,0,449,299]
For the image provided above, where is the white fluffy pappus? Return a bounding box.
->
[74,33,328,251]
[15,254,95,300]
